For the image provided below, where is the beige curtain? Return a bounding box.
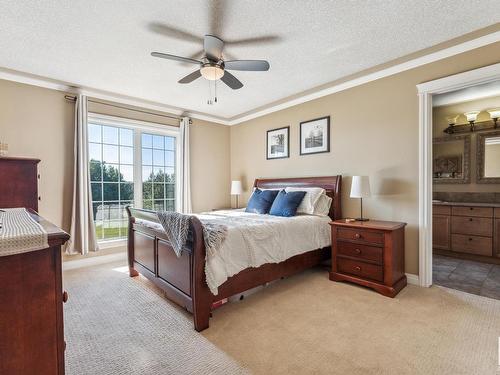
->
[180,117,192,213]
[66,95,99,254]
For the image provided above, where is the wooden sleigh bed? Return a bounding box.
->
[126,176,342,331]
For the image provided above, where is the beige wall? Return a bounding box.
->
[433,95,500,192]
[0,80,75,230]
[230,41,500,275]
[0,80,230,234]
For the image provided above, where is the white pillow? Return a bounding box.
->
[284,187,325,214]
[313,194,332,216]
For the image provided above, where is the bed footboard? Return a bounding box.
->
[126,207,212,331]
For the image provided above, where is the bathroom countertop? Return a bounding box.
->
[432,201,500,208]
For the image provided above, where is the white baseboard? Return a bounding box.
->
[406,273,420,286]
[63,252,127,271]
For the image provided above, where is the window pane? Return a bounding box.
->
[103,145,119,164]
[166,183,175,198]
[92,203,101,221]
[143,200,153,210]
[120,165,133,182]
[153,135,164,149]
[103,126,119,144]
[142,148,152,165]
[94,221,104,240]
[91,183,102,201]
[166,200,175,212]
[153,184,165,199]
[165,167,175,183]
[153,149,164,166]
[103,164,120,182]
[153,167,164,182]
[103,183,119,201]
[142,166,153,182]
[102,220,122,240]
[142,133,152,148]
[154,200,164,211]
[120,183,134,201]
[120,128,134,146]
[90,162,102,181]
[88,124,101,143]
[120,146,133,164]
[165,137,175,150]
[120,201,133,219]
[119,220,129,237]
[165,151,175,167]
[142,182,152,200]
[89,143,101,162]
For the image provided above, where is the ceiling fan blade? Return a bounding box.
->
[224,60,270,71]
[221,71,243,90]
[204,35,224,61]
[225,35,281,47]
[151,52,202,65]
[178,70,202,84]
[148,23,203,44]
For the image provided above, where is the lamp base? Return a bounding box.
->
[355,218,369,221]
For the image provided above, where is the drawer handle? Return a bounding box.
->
[469,218,473,222]
[354,248,362,254]
[62,291,68,303]
[354,266,361,271]
[468,238,473,241]
[470,207,474,210]
[354,233,362,239]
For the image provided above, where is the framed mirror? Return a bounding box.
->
[477,130,500,184]
[433,134,471,184]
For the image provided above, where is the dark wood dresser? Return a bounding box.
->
[0,212,69,374]
[330,220,407,297]
[0,157,40,211]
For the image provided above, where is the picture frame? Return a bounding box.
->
[299,116,330,155]
[266,126,290,160]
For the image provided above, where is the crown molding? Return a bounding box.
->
[0,30,498,127]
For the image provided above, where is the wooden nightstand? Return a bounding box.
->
[329,219,407,297]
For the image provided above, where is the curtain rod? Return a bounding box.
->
[64,95,182,121]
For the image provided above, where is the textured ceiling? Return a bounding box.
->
[0,0,499,121]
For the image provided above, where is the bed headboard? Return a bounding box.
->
[254,175,342,220]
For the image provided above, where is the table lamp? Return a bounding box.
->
[350,176,371,221]
[231,180,243,208]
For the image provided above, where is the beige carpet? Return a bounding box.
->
[64,261,500,375]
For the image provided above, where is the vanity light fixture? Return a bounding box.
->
[444,115,459,134]
[464,111,480,132]
[487,108,500,128]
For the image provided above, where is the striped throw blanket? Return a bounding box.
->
[156,211,228,257]
[0,208,49,256]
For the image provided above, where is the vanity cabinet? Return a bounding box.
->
[433,203,498,259]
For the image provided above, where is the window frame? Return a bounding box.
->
[88,113,181,245]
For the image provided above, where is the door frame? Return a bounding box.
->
[416,62,500,287]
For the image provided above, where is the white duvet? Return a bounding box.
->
[137,209,331,295]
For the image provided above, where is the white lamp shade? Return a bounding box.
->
[231,180,242,195]
[487,108,500,119]
[350,176,371,198]
[464,111,480,122]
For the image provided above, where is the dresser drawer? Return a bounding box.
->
[452,206,493,218]
[451,234,492,256]
[433,205,451,215]
[337,258,384,282]
[451,216,493,237]
[337,227,384,244]
[337,241,383,264]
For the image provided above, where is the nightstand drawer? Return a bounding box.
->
[337,241,383,264]
[337,258,384,282]
[337,227,384,244]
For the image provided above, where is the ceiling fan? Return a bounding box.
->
[151,34,270,90]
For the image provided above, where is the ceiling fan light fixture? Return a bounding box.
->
[200,64,224,81]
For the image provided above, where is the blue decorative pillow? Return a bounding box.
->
[269,190,307,217]
[245,189,279,214]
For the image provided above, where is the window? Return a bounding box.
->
[88,115,179,242]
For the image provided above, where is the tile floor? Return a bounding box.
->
[433,254,500,300]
